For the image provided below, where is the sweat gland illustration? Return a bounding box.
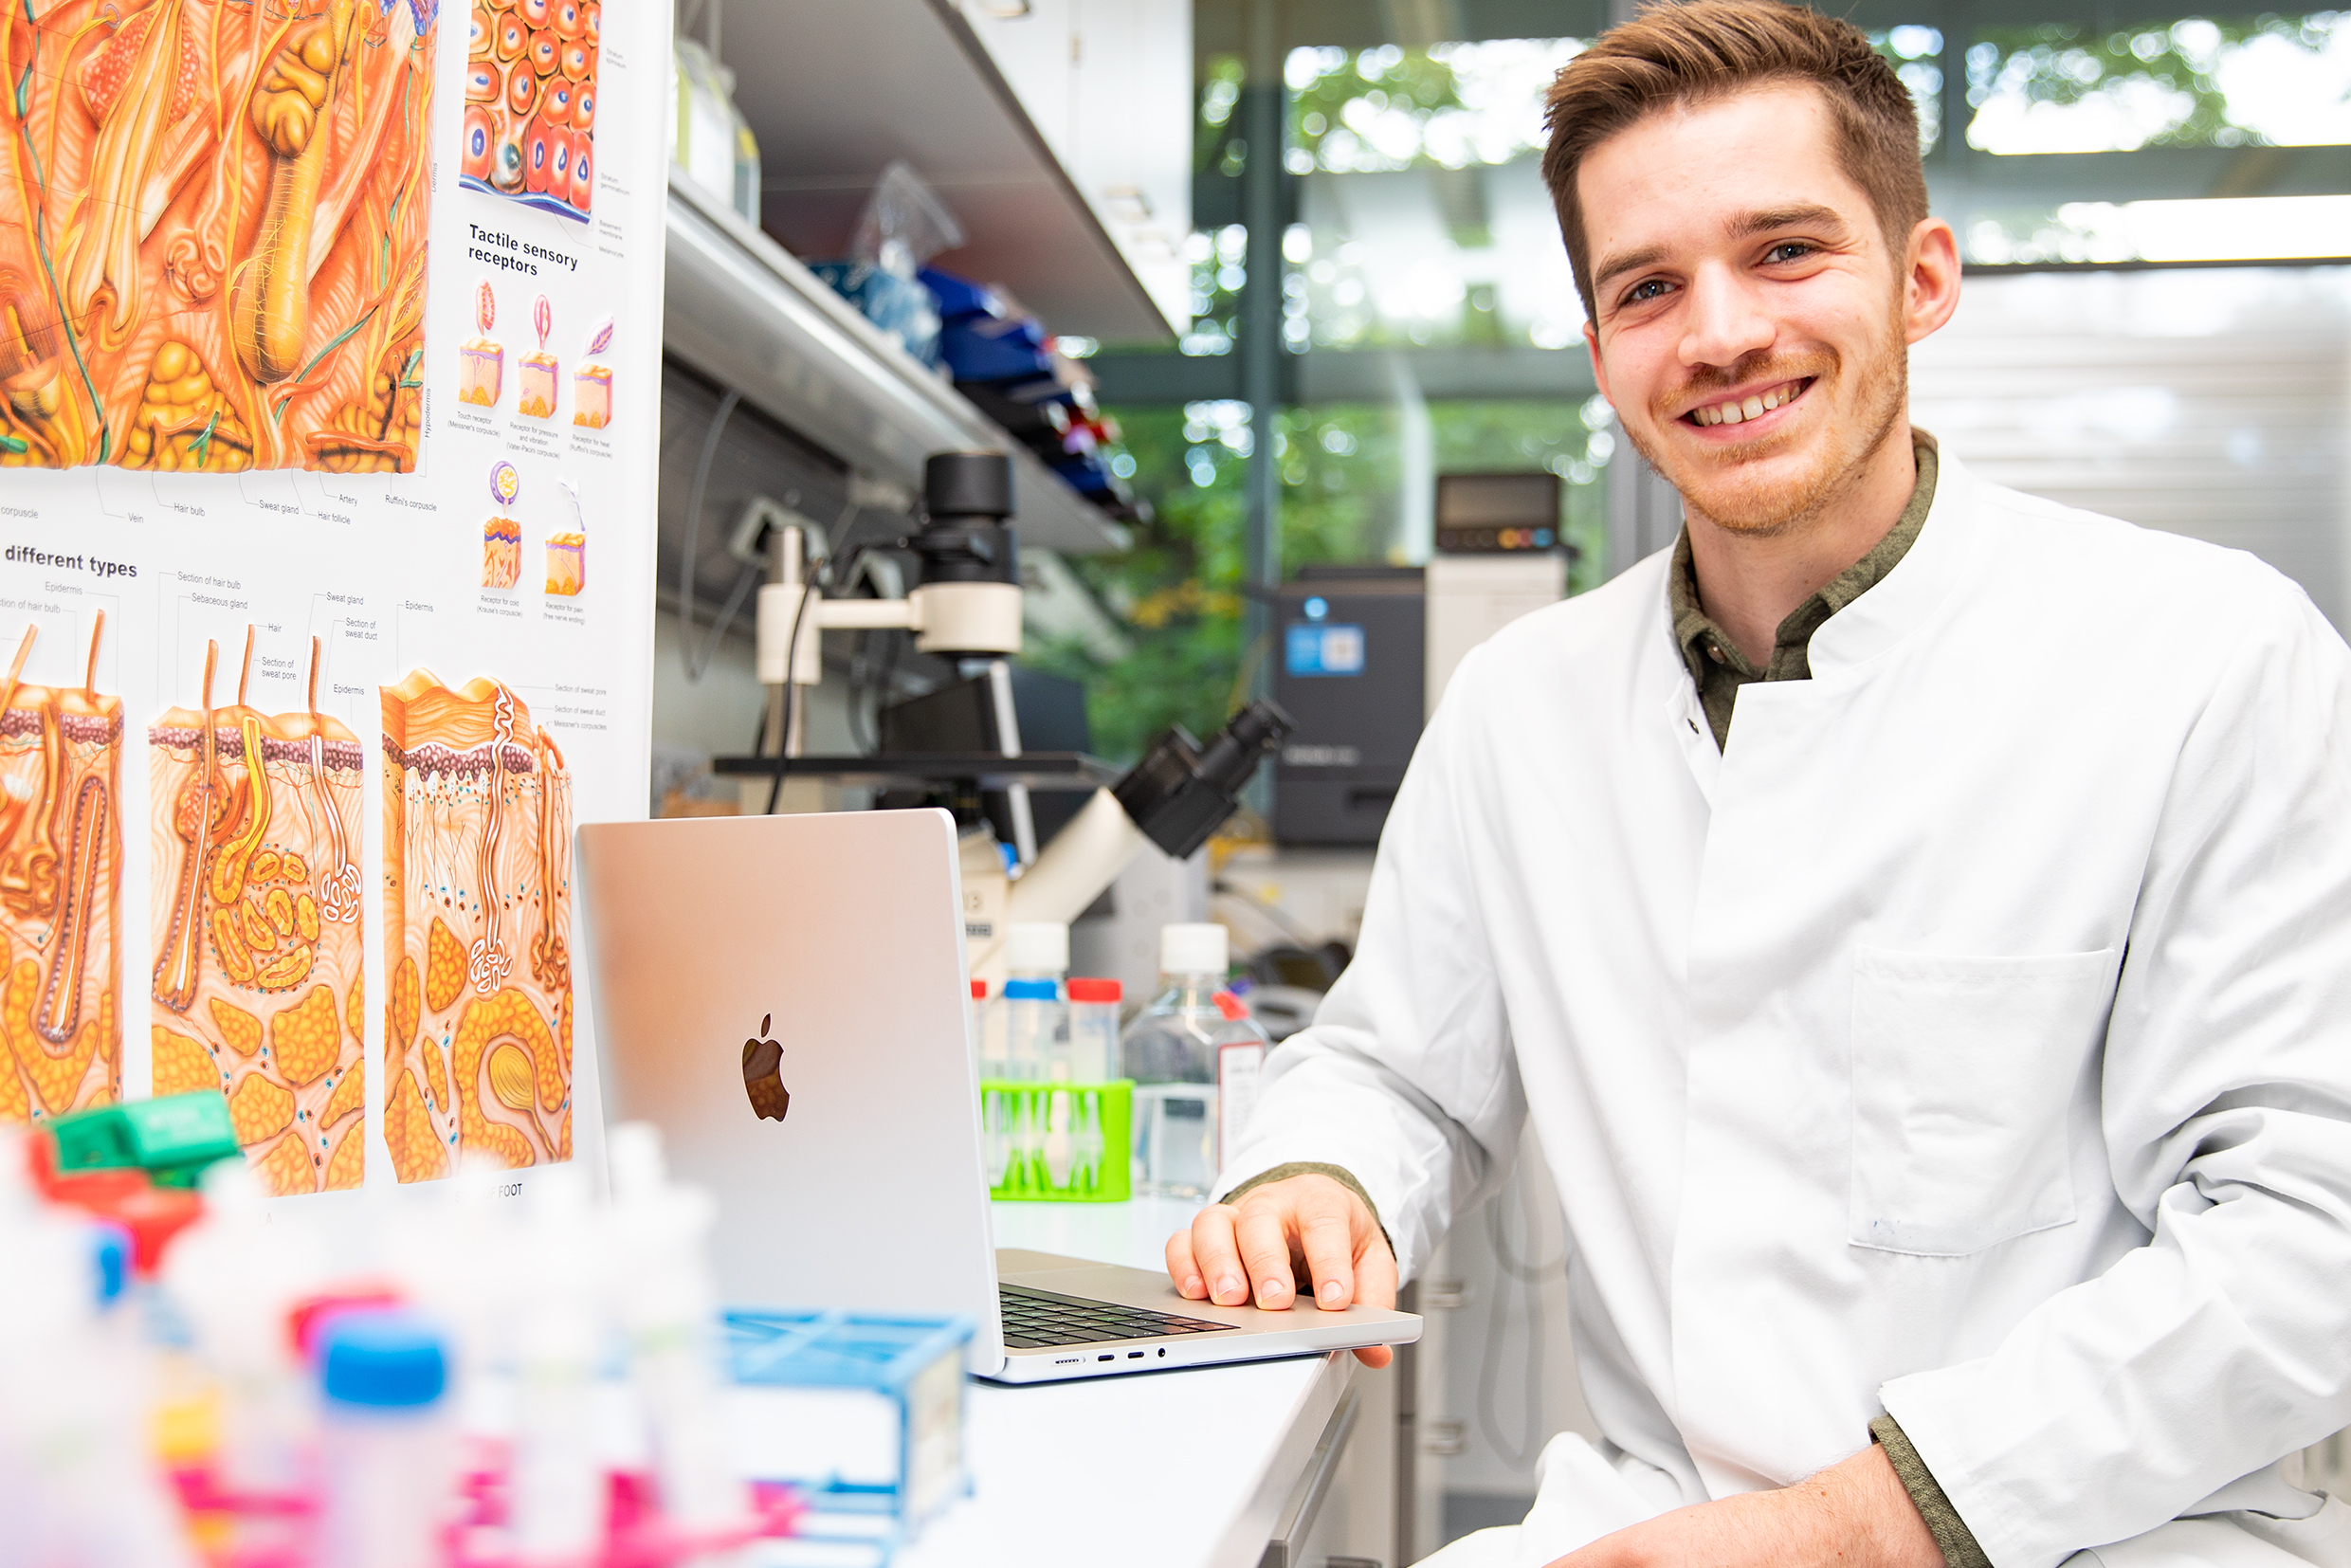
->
[380,671,574,1182]
[0,617,122,1123]
[150,632,365,1195]
[0,0,437,472]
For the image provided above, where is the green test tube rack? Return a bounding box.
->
[46,1091,243,1187]
[979,1080,1132,1203]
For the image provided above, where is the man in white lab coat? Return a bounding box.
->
[1163,4,2351,1566]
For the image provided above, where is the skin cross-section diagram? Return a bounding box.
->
[0,0,435,472]
[150,631,365,1195]
[380,670,573,1183]
[0,616,121,1123]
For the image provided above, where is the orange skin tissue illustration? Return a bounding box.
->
[380,670,573,1183]
[0,0,434,472]
[0,616,122,1123]
[150,632,365,1195]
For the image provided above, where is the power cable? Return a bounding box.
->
[763,497,866,815]
[765,576,815,815]
[678,388,741,683]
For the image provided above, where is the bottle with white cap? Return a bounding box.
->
[999,921,1070,1082]
[1124,923,1271,1197]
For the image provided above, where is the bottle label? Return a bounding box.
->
[1216,1040,1267,1169]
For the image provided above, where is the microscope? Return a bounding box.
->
[747,452,1290,974]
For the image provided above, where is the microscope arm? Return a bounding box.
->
[973,701,1294,975]
[1003,791,1145,928]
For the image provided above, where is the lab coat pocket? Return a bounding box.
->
[1849,946,2117,1257]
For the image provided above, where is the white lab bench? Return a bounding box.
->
[892,1197,1376,1568]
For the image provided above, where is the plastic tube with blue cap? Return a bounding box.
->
[316,1306,453,1568]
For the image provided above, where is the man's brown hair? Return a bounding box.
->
[1540,0,1928,318]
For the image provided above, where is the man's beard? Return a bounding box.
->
[1620,309,1907,539]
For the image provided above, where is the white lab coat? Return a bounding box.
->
[1216,449,2351,1568]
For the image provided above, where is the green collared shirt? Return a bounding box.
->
[1669,432,1939,750]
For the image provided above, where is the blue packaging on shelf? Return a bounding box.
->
[725,1310,975,1531]
[808,262,941,366]
[1052,454,1118,498]
[939,315,1053,385]
[918,266,1005,324]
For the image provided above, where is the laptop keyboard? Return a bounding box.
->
[997,1283,1236,1349]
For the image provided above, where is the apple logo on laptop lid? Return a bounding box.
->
[742,1013,789,1121]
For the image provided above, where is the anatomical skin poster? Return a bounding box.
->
[0,0,665,1202]
[1,0,434,473]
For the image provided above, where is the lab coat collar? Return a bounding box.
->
[1650,438,1977,800]
[1802,440,1977,679]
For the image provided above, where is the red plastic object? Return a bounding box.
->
[443,1448,806,1568]
[971,980,987,1000]
[1212,990,1251,1022]
[1067,977,1121,1004]
[286,1285,405,1363]
[92,1185,203,1275]
[33,1143,205,1277]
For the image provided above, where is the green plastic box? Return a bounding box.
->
[980,1080,1131,1202]
[47,1091,242,1187]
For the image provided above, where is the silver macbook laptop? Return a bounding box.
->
[575,808,1419,1382]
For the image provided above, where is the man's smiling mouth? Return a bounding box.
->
[1684,376,1813,428]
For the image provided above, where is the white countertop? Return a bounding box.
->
[891,1194,1356,1568]
[899,1351,1351,1568]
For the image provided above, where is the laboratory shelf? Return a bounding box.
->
[718,0,1178,344]
[662,170,1133,557]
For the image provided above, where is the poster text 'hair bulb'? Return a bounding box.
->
[381,671,574,1183]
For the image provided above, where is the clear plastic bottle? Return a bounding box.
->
[1000,921,1070,1081]
[608,1122,749,1564]
[316,1308,454,1568]
[1066,978,1122,1083]
[1126,925,1272,1197]
[512,1167,607,1564]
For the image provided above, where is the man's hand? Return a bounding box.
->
[1545,1443,1942,1568]
[1164,1174,1400,1368]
